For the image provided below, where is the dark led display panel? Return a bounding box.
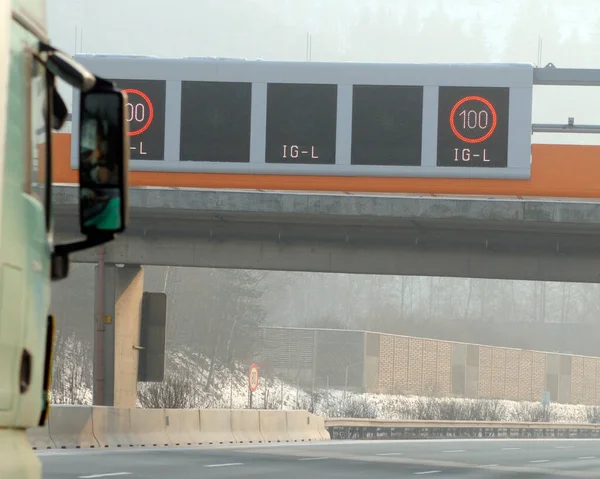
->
[180,81,252,162]
[351,85,423,166]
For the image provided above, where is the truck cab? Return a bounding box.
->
[2,1,130,477]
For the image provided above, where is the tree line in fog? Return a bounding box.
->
[52,265,600,348]
[182,0,600,67]
[49,265,600,403]
[69,0,600,67]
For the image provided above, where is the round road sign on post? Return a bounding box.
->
[249,363,259,392]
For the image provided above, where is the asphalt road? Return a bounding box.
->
[37,438,600,478]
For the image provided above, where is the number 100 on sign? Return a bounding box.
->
[459,108,492,133]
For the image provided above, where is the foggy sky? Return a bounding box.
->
[47,0,600,145]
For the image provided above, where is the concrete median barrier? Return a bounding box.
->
[231,409,264,443]
[199,409,236,444]
[91,406,135,447]
[26,423,55,450]
[259,410,291,443]
[165,409,202,446]
[310,413,331,440]
[129,408,169,447]
[286,410,326,442]
[48,405,98,448]
[28,407,329,449]
[285,410,309,442]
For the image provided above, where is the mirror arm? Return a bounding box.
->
[54,233,116,257]
[40,42,96,92]
[50,234,116,281]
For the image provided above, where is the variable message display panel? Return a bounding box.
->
[265,83,338,165]
[437,86,510,168]
[71,55,533,179]
[180,81,252,163]
[351,85,423,166]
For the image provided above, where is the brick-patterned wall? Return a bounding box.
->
[407,338,423,394]
[531,352,546,401]
[478,346,493,399]
[518,350,533,401]
[583,357,596,406]
[571,356,585,405]
[366,331,600,405]
[422,340,438,394]
[393,336,409,394]
[436,341,452,396]
[491,348,506,399]
[378,334,395,394]
[264,327,600,405]
[596,358,600,405]
[505,349,520,401]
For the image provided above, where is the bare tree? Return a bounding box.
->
[138,374,196,409]
[51,330,93,405]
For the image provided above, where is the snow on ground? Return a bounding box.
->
[137,349,315,410]
[52,347,600,424]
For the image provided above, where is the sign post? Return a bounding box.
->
[248,363,259,408]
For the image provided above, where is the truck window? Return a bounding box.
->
[28,55,47,222]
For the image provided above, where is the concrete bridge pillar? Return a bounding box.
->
[93,259,144,407]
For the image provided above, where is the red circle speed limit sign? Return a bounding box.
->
[249,363,259,392]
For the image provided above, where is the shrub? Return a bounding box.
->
[138,374,196,409]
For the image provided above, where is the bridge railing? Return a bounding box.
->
[532,66,600,134]
[325,418,600,440]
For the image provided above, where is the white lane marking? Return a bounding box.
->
[579,456,596,460]
[377,452,403,456]
[414,471,441,475]
[529,460,550,463]
[556,446,575,449]
[298,457,329,461]
[502,447,520,450]
[443,449,465,453]
[482,464,499,467]
[204,463,243,468]
[79,474,132,479]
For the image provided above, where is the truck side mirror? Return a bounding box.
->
[78,87,129,235]
[48,54,131,281]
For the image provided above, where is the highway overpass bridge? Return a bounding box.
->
[55,185,600,283]
[50,61,600,410]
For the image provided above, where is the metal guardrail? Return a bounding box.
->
[532,123,600,134]
[325,418,600,440]
[530,67,600,134]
